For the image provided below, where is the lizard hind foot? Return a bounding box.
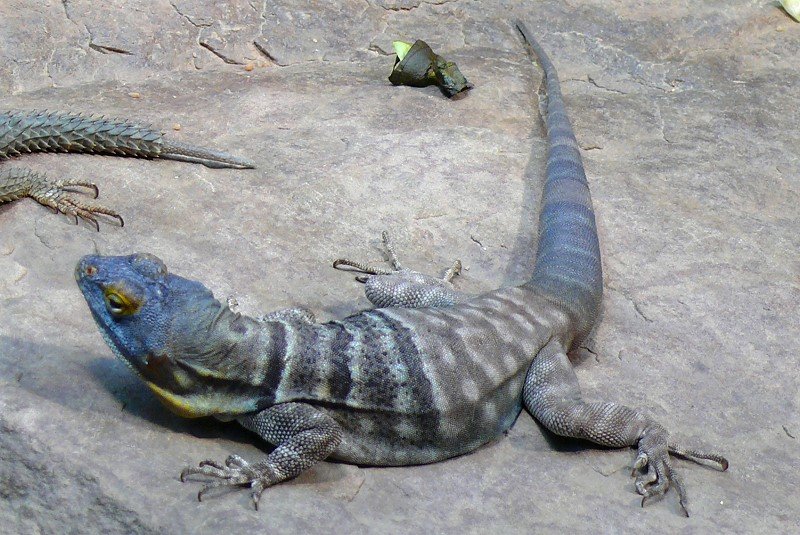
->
[332,230,403,280]
[633,424,687,514]
[632,425,728,517]
[333,231,464,308]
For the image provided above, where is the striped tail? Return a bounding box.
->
[0,110,254,169]
[515,22,603,343]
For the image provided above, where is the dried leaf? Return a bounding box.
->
[389,39,472,98]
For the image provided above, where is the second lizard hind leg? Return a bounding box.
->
[0,167,123,230]
[333,231,464,308]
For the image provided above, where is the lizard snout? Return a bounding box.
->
[75,255,100,282]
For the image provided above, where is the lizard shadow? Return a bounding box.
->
[0,334,258,447]
[85,346,598,459]
[84,356,259,445]
[501,97,546,287]
[0,201,37,225]
[85,356,364,489]
[3,335,360,492]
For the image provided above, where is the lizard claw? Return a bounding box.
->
[180,455,278,508]
[332,231,405,279]
[632,424,686,514]
[33,179,123,230]
[251,479,268,510]
[333,231,461,283]
[632,424,727,516]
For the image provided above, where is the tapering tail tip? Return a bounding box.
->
[513,20,546,66]
[161,140,256,169]
[514,20,532,43]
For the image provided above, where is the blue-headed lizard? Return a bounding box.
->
[74,22,727,514]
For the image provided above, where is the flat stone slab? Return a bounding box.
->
[1,1,798,533]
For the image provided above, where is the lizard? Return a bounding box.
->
[73,21,727,514]
[0,110,254,229]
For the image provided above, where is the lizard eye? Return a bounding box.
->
[104,290,133,316]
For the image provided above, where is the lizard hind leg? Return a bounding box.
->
[523,342,728,516]
[332,230,465,308]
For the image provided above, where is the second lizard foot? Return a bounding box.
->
[33,178,124,230]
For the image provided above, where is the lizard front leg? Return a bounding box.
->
[0,167,123,229]
[333,230,464,308]
[523,341,728,516]
[180,402,342,509]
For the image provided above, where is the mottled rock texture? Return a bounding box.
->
[1,1,798,533]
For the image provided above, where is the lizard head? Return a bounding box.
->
[76,253,174,372]
[75,253,260,418]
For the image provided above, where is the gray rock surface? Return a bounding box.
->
[1,0,798,532]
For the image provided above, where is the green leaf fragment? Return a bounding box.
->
[392,41,414,61]
[780,0,800,21]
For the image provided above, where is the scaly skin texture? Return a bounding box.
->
[75,22,727,514]
[0,110,254,229]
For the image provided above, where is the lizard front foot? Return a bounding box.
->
[179,403,341,510]
[633,424,728,516]
[333,231,464,308]
[181,454,280,509]
[1,168,124,229]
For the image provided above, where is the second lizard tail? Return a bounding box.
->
[0,110,255,169]
[0,110,254,228]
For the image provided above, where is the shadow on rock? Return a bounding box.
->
[84,356,257,444]
[0,335,257,445]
